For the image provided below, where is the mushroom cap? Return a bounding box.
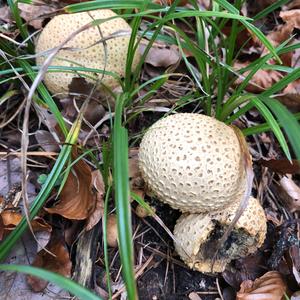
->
[35,9,140,96]
[139,113,247,212]
[173,197,267,273]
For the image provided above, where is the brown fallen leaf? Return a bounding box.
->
[35,130,60,153]
[18,3,57,29]
[291,291,300,300]
[0,5,13,23]
[129,148,144,190]
[62,78,106,126]
[258,159,300,175]
[264,24,294,67]
[279,78,300,111]
[290,245,300,285]
[0,210,51,240]
[236,271,287,300]
[140,43,181,68]
[129,148,140,180]
[85,170,105,231]
[278,175,300,212]
[246,0,277,15]
[27,234,72,292]
[234,61,283,93]
[280,10,300,29]
[188,292,202,300]
[153,0,188,6]
[45,148,105,228]
[260,10,300,68]
[222,253,266,290]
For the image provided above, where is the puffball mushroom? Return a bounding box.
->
[173,197,267,273]
[139,113,247,213]
[35,9,140,96]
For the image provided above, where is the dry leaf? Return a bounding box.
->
[140,43,181,68]
[27,235,72,292]
[18,3,56,29]
[278,175,300,212]
[236,271,287,300]
[285,0,300,9]
[153,0,188,6]
[129,149,140,179]
[85,170,105,231]
[258,159,300,175]
[265,24,294,67]
[188,292,202,300]
[0,5,13,23]
[280,10,300,29]
[0,230,68,299]
[291,291,300,300]
[247,0,277,13]
[45,149,97,220]
[60,97,105,126]
[280,79,300,111]
[129,148,144,190]
[0,210,51,240]
[234,61,283,93]
[290,245,300,285]
[35,130,60,152]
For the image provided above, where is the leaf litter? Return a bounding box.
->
[1,0,300,299]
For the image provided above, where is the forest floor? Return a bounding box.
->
[0,0,300,299]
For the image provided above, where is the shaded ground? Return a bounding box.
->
[1,0,300,299]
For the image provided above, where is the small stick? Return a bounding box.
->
[0,151,58,158]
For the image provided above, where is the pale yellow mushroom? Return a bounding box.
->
[139,113,247,213]
[35,9,140,97]
[173,197,267,273]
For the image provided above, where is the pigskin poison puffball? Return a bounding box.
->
[173,197,267,273]
[35,9,140,96]
[139,113,247,212]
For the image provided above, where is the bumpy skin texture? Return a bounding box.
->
[173,197,267,273]
[139,113,247,212]
[35,10,140,95]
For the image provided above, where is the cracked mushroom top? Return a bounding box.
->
[173,197,267,273]
[139,113,247,212]
[35,9,140,96]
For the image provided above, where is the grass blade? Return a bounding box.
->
[252,97,291,160]
[0,265,102,300]
[7,0,34,52]
[113,95,137,300]
[65,0,161,13]
[243,112,300,136]
[259,96,300,160]
[0,116,81,262]
[214,0,280,62]
[261,67,300,97]
[253,0,291,20]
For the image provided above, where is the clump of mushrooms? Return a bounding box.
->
[35,9,140,97]
[139,113,267,273]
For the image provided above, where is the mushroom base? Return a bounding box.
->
[200,222,257,261]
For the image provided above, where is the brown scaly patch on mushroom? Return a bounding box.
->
[35,9,140,98]
[138,113,248,212]
[173,197,267,273]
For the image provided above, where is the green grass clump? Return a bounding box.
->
[0,0,300,299]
